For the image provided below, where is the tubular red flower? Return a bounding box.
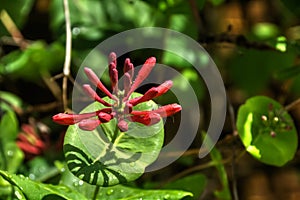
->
[84,67,114,99]
[109,63,118,91]
[124,58,134,79]
[124,72,131,97]
[129,112,161,126]
[17,141,42,155]
[52,108,112,125]
[129,80,173,106]
[125,57,156,100]
[131,103,182,118]
[52,112,96,125]
[153,104,182,117]
[82,84,112,107]
[78,119,101,131]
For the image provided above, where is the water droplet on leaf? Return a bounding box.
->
[106,189,114,195]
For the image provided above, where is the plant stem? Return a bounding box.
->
[0,139,7,170]
[285,98,300,111]
[62,0,72,111]
[93,185,100,200]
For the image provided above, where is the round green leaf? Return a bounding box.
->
[236,96,298,166]
[64,93,164,186]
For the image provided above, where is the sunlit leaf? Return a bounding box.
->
[237,96,298,166]
[0,170,88,200]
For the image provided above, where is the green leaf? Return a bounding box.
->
[0,41,64,81]
[64,93,164,186]
[237,96,298,166]
[97,184,193,200]
[0,91,22,109]
[0,170,88,200]
[61,164,193,200]
[0,104,23,172]
[163,173,206,200]
[0,109,18,141]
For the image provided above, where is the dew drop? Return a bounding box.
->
[73,181,79,187]
[106,189,114,195]
[19,175,25,179]
[78,180,84,186]
[7,150,13,157]
[29,173,36,180]
[14,191,22,199]
[129,162,135,167]
[72,27,81,36]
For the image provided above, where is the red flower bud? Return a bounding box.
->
[52,112,96,125]
[17,141,42,155]
[130,112,161,126]
[109,52,117,65]
[109,63,118,91]
[82,84,112,107]
[118,120,128,132]
[98,112,112,123]
[124,72,131,97]
[129,80,173,106]
[153,104,182,117]
[124,58,134,79]
[131,103,181,118]
[78,119,101,131]
[125,57,156,100]
[84,67,114,99]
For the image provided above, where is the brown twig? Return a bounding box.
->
[51,0,73,111]
[199,33,279,51]
[0,10,29,49]
[159,157,232,188]
[285,98,300,111]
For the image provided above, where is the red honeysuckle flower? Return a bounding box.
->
[52,52,182,132]
[16,124,50,159]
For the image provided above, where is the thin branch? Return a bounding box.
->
[227,96,238,136]
[159,148,207,158]
[0,10,28,49]
[285,98,300,111]
[42,72,62,101]
[199,33,279,51]
[159,157,232,188]
[62,0,72,111]
[231,142,239,200]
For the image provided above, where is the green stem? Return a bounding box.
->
[0,139,7,170]
[92,185,100,200]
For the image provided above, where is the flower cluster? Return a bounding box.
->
[52,52,181,132]
[17,123,50,159]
